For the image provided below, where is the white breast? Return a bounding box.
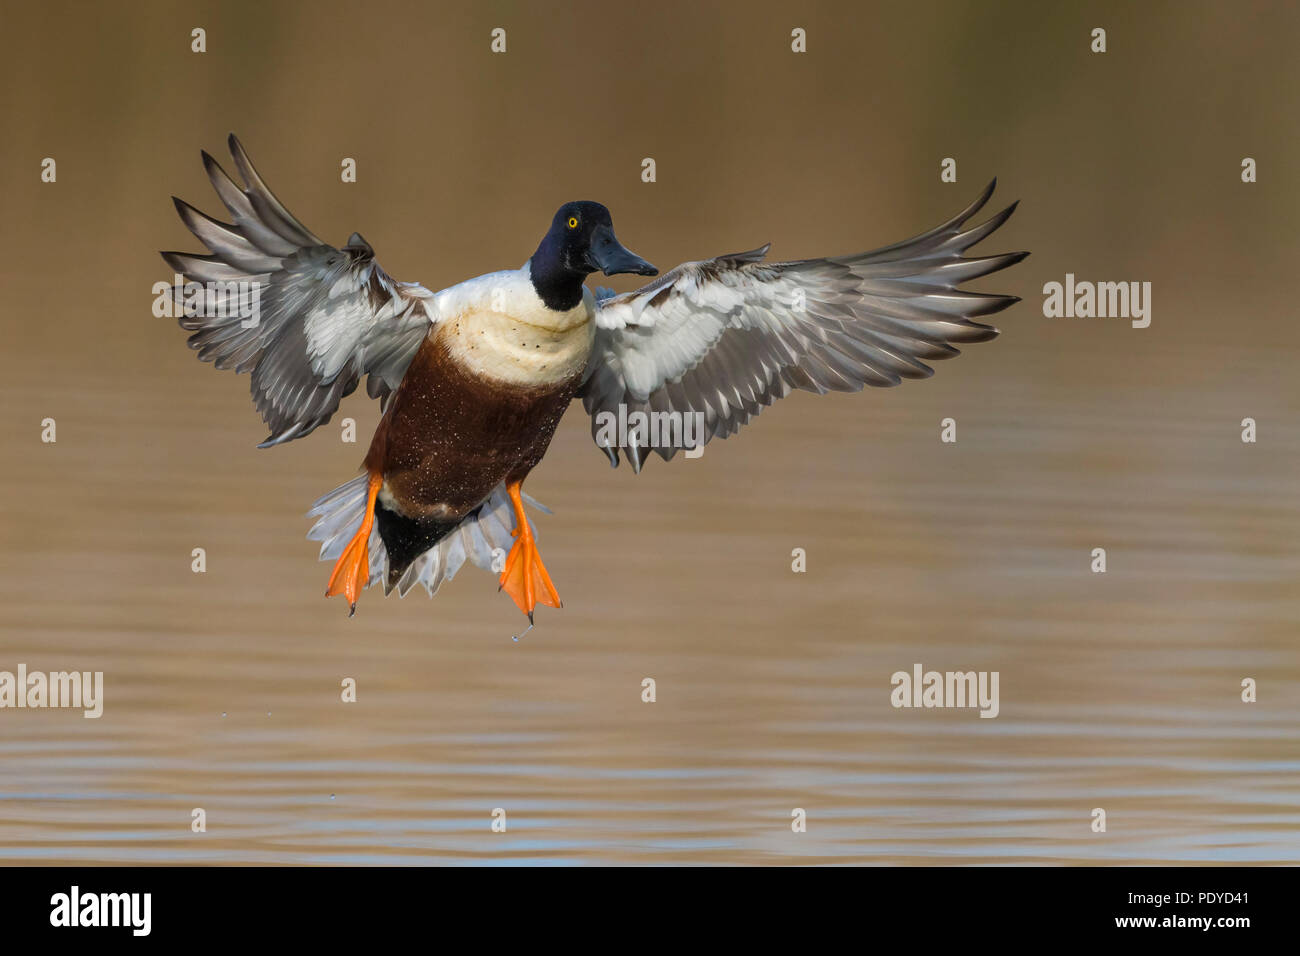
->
[432,269,595,387]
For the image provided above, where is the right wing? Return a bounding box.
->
[579,181,1026,470]
[161,134,437,447]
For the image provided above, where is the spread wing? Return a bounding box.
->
[578,180,1027,470]
[161,134,436,447]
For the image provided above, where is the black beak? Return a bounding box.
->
[587,223,657,277]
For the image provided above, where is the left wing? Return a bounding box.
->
[578,180,1027,470]
[162,134,437,447]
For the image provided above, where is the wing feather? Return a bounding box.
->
[162,135,436,447]
[580,181,1027,470]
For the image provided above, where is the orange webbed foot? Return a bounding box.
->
[499,481,561,621]
[325,471,382,616]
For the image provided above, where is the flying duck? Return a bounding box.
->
[162,135,1027,623]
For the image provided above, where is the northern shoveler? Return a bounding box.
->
[162,135,1026,624]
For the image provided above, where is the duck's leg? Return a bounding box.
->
[325,470,382,616]
[499,480,561,621]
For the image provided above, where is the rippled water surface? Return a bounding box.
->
[0,0,1298,864]
[2,333,1297,864]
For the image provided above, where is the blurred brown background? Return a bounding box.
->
[0,0,1296,863]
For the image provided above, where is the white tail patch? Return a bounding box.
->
[307,476,551,598]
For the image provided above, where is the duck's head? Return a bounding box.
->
[530,201,657,311]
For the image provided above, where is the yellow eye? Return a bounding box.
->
[567,216,579,229]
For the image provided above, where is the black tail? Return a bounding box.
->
[374,501,461,591]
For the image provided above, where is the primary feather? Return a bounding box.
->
[162,134,436,447]
[579,180,1027,470]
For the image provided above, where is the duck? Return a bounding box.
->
[162,135,1027,624]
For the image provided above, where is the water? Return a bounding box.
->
[0,0,1298,864]
[1,330,1296,863]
